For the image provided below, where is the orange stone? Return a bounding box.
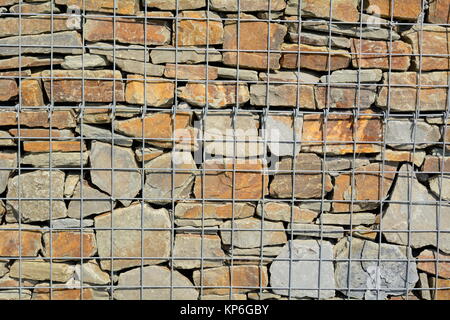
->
[301,111,383,155]
[8,128,74,139]
[193,265,268,295]
[0,56,63,70]
[23,141,86,153]
[32,287,107,300]
[178,82,249,108]
[43,231,97,259]
[0,110,76,129]
[287,0,360,22]
[115,112,191,148]
[0,225,41,257]
[281,43,351,71]
[351,39,411,71]
[164,64,218,80]
[0,80,18,101]
[125,74,174,107]
[0,17,78,38]
[364,0,422,21]
[84,17,171,45]
[417,249,450,279]
[332,163,397,212]
[422,156,450,173]
[431,278,450,300]
[56,0,139,15]
[223,18,287,70]
[428,0,450,24]
[20,79,44,107]
[194,159,269,200]
[176,11,223,46]
[175,201,255,220]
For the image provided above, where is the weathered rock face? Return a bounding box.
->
[270,240,335,299]
[250,84,315,108]
[383,164,450,253]
[42,231,97,259]
[56,0,140,15]
[9,260,75,283]
[175,202,255,220]
[385,119,441,150]
[176,11,223,46]
[364,0,423,21]
[256,202,318,223]
[265,114,303,157]
[95,203,171,271]
[0,224,41,257]
[125,74,174,107]
[428,0,450,24]
[335,237,419,300]
[211,0,286,12]
[417,249,450,279]
[67,180,112,219]
[285,0,360,22]
[223,17,287,70]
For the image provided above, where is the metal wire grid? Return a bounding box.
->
[0,0,448,300]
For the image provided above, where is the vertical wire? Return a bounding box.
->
[17,0,23,301]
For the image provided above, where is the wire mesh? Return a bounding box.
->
[0,0,448,301]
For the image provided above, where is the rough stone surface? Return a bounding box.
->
[56,0,139,15]
[385,119,441,150]
[288,223,344,239]
[43,231,97,259]
[364,0,422,21]
[428,0,450,24]
[285,0,360,22]
[256,202,318,223]
[150,46,222,64]
[250,84,315,108]
[270,240,335,298]
[417,249,450,279]
[0,152,16,194]
[176,11,223,46]
[175,202,255,220]
[9,260,74,283]
[67,180,112,219]
[0,224,41,257]
[125,74,174,107]
[315,84,377,109]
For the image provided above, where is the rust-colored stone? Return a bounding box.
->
[193,266,268,295]
[20,79,44,107]
[125,74,174,107]
[223,18,287,70]
[417,249,450,279]
[175,202,255,220]
[194,159,269,200]
[301,111,383,155]
[332,163,397,212]
[43,231,97,259]
[0,80,18,101]
[32,287,107,300]
[315,85,377,109]
[364,0,422,21]
[56,0,139,15]
[164,64,218,80]
[351,39,411,71]
[84,17,171,45]
[8,129,74,139]
[0,225,41,257]
[0,110,76,129]
[431,278,450,300]
[23,141,86,153]
[287,0,360,22]
[0,56,63,70]
[281,43,351,71]
[0,17,78,38]
[422,156,450,173]
[428,0,450,24]
[178,82,249,108]
[176,11,223,46]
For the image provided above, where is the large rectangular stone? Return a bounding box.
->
[0,17,78,39]
[364,0,422,21]
[176,11,223,46]
[285,0,360,22]
[56,0,139,15]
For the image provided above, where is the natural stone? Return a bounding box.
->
[289,30,351,49]
[32,286,109,300]
[150,46,222,64]
[270,153,333,199]
[364,0,422,21]
[0,110,76,129]
[193,265,268,295]
[176,11,223,46]
[281,44,351,72]
[111,59,164,77]
[0,17,78,38]
[265,114,303,157]
[143,152,196,204]
[173,234,226,269]
[288,223,344,239]
[429,175,450,200]
[0,152,16,194]
[90,141,141,207]
[194,159,269,200]
[285,0,360,22]
[165,64,218,80]
[335,237,419,300]
[431,277,450,300]
[76,123,133,147]
[385,119,441,150]
[428,0,450,24]
[114,266,198,300]
[61,54,108,69]
[270,240,335,298]
[320,69,383,83]
[0,56,63,70]
[301,111,383,155]
[250,84,315,108]
[315,84,377,109]
[21,152,89,168]
[9,260,74,283]
[0,80,18,101]
[94,203,171,271]
[89,42,149,62]
[259,70,320,84]
[318,213,377,225]
[0,224,41,257]
[178,82,249,108]
[220,217,287,248]
[42,231,97,259]
[332,163,396,212]
[125,74,174,107]
[217,67,258,81]
[422,156,450,173]
[56,0,139,15]
[175,202,255,220]
[210,0,286,11]
[145,0,205,10]
[74,261,111,285]
[20,79,44,107]
[417,249,450,279]
[383,164,450,253]
[51,218,94,229]
[223,17,286,70]
[375,150,426,167]
[23,141,86,153]
[7,170,67,223]
[67,180,112,219]
[256,201,318,223]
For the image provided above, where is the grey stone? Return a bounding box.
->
[89,42,149,62]
[259,70,321,84]
[216,67,258,81]
[429,175,450,200]
[61,54,108,69]
[90,141,141,207]
[386,119,441,150]
[334,237,419,300]
[325,156,370,175]
[418,272,432,300]
[51,218,94,229]
[0,131,15,146]
[175,218,223,227]
[9,260,74,282]
[317,213,376,225]
[21,152,89,168]
[143,152,196,204]
[250,84,316,108]
[289,31,351,49]
[150,46,222,64]
[288,223,344,239]
[175,201,255,220]
[270,240,335,299]
[256,201,318,223]
[173,233,226,269]
[220,217,287,249]
[114,266,199,300]
[266,114,303,157]
[64,174,80,198]
[0,260,8,277]
[0,31,83,56]
[7,170,67,223]
[210,0,286,11]
[145,0,205,10]
[0,152,16,194]
[320,69,383,83]
[76,123,133,147]
[108,57,165,76]
[74,261,110,285]
[299,201,331,212]
[176,226,219,234]
[383,164,450,253]
[230,246,283,257]
[67,180,113,219]
[315,84,377,109]
[94,203,171,271]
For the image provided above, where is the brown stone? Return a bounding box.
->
[23,141,86,153]
[84,17,171,45]
[42,70,124,103]
[281,44,351,71]
[0,17,78,38]
[164,64,218,80]
[428,0,450,24]
[0,110,76,129]
[194,159,269,200]
[417,249,450,279]
[256,202,318,223]
[351,39,411,71]
[364,0,422,21]
[115,112,192,148]
[403,26,450,71]
[431,278,450,300]
[301,111,383,155]
[8,128,74,139]
[250,84,315,108]
[0,80,18,101]
[422,156,450,173]
[286,0,360,22]
[32,287,109,300]
[0,224,41,257]
[178,82,249,108]
[43,231,97,259]
[175,202,255,220]
[376,150,426,167]
[176,11,223,46]
[315,85,377,109]
[21,79,44,107]
[223,17,286,70]
[56,0,139,15]
[145,0,205,10]
[332,163,397,212]
[0,56,63,70]
[125,74,174,106]
[377,72,450,112]
[270,153,333,199]
[193,266,268,295]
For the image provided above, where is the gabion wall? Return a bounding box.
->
[0,0,448,300]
